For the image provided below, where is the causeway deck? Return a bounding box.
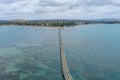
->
[59,28,73,80]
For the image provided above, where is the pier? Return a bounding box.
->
[59,28,73,80]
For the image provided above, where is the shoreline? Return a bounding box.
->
[0,23,120,29]
[0,25,63,29]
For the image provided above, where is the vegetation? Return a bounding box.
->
[0,20,79,27]
[0,19,120,27]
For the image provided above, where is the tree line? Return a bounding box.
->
[0,20,79,27]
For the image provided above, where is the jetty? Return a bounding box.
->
[59,28,73,80]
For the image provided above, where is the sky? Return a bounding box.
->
[0,0,120,20]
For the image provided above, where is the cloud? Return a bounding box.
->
[0,0,120,19]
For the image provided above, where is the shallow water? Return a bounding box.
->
[0,26,63,80]
[0,24,120,80]
[62,24,120,80]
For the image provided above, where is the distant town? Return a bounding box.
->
[0,19,120,27]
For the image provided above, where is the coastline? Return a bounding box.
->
[0,25,63,29]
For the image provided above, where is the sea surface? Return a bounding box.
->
[0,24,120,80]
[62,24,120,80]
[0,26,63,80]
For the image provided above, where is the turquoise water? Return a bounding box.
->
[0,26,63,80]
[0,24,120,80]
[62,24,120,80]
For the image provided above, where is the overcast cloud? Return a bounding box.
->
[0,0,120,20]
